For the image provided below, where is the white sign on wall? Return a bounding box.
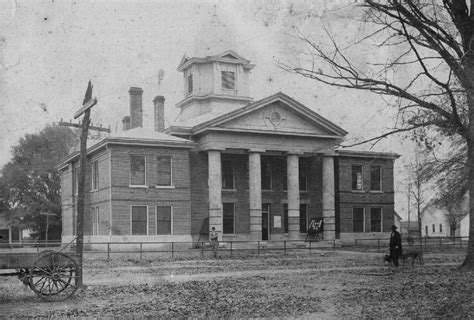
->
[274,216,281,228]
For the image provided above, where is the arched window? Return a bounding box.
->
[425,225,428,236]
[432,224,435,233]
[440,224,442,233]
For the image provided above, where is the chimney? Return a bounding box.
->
[122,116,130,131]
[153,95,165,132]
[129,87,143,129]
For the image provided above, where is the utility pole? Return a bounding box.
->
[59,81,110,286]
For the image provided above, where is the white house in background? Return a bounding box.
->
[421,200,469,237]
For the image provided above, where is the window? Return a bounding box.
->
[156,206,172,235]
[187,74,193,95]
[352,165,363,190]
[425,225,428,236]
[370,208,382,232]
[432,224,435,233]
[130,155,146,185]
[353,207,364,232]
[261,161,272,190]
[370,166,382,191]
[131,206,148,235]
[299,158,308,191]
[439,224,442,233]
[222,160,234,190]
[157,156,172,186]
[92,160,99,191]
[223,203,235,234]
[221,71,235,90]
[92,206,99,235]
[299,204,308,233]
[283,204,288,233]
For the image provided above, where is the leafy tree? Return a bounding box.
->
[0,125,77,241]
[281,1,474,268]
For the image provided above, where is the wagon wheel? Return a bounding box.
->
[28,251,80,301]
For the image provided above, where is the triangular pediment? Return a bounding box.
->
[177,55,190,70]
[223,54,238,59]
[218,102,336,135]
[214,50,248,61]
[193,92,347,137]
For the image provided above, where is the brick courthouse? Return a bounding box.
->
[58,49,399,246]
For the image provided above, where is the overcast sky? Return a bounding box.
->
[0,0,416,217]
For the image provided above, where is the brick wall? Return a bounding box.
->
[61,144,192,240]
[109,145,192,237]
[87,149,111,236]
[336,156,396,235]
[189,153,324,241]
[60,165,74,238]
[189,151,209,238]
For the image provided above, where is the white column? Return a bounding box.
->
[287,153,300,240]
[208,150,223,240]
[249,150,263,240]
[322,155,336,240]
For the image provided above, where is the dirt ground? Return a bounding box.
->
[1,249,473,319]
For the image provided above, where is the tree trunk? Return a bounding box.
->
[461,94,474,268]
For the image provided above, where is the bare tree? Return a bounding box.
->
[281,1,474,268]
[408,155,430,238]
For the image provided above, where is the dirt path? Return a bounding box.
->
[0,252,468,318]
[83,256,461,287]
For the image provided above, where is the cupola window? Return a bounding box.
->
[221,71,235,90]
[187,74,193,95]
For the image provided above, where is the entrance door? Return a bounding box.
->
[262,204,270,240]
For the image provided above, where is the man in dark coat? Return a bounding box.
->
[389,225,402,267]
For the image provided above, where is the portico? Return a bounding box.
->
[204,145,337,241]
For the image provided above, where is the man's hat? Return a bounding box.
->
[391,225,398,230]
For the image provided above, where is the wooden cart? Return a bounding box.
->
[0,250,80,301]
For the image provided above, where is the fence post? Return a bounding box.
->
[201,242,204,257]
[140,242,143,260]
[107,243,110,260]
[377,239,380,252]
[355,239,358,247]
[257,241,260,255]
[171,242,174,260]
[230,241,233,257]
[284,241,287,255]
[309,241,312,254]
[439,237,442,248]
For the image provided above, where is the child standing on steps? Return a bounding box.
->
[209,227,219,258]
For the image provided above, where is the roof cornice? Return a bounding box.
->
[175,93,253,109]
[57,136,196,169]
[202,127,344,139]
[335,149,400,160]
[177,50,255,71]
